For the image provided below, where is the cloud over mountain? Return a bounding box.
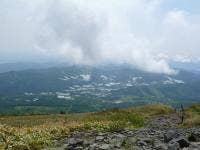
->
[0,0,200,74]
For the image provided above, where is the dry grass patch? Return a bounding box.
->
[183,104,200,127]
[127,104,173,117]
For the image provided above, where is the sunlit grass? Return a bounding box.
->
[127,104,174,118]
[183,104,200,127]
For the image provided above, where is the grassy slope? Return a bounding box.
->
[0,104,199,150]
[183,104,200,127]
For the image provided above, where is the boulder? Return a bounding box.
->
[172,137,190,148]
[114,133,126,139]
[68,138,83,146]
[164,130,180,143]
[83,139,94,146]
[188,142,200,149]
[89,143,98,150]
[96,136,105,141]
[99,144,110,150]
[154,143,167,150]
[168,141,180,150]
[73,146,83,150]
[137,140,147,146]
[188,131,200,142]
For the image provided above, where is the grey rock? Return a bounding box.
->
[83,139,94,146]
[172,137,190,148]
[89,143,98,149]
[188,131,200,142]
[110,138,122,144]
[113,142,121,148]
[68,138,83,146]
[114,133,126,139]
[96,136,105,141]
[98,133,107,136]
[168,141,180,150]
[143,138,153,144]
[99,144,110,150]
[64,145,74,150]
[188,142,200,150]
[154,143,167,150]
[137,140,147,146]
[123,137,137,146]
[74,146,83,150]
[164,130,180,143]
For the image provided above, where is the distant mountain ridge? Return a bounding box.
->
[0,62,72,73]
[0,64,199,115]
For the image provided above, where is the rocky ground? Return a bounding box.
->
[46,114,200,150]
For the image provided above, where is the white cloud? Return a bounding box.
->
[0,0,200,74]
[173,55,192,63]
[164,10,188,27]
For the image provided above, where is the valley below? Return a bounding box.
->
[0,65,200,115]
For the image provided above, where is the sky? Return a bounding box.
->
[0,0,200,74]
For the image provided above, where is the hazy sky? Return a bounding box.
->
[0,0,200,74]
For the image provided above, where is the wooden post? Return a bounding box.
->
[180,104,184,124]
